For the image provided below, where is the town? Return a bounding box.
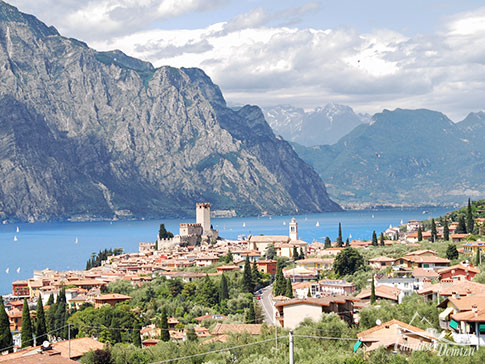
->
[1,201,485,363]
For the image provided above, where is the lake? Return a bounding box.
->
[0,207,450,295]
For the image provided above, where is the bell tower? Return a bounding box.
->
[289,217,298,241]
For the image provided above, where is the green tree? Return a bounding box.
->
[476,249,482,266]
[446,244,459,260]
[186,326,198,342]
[54,288,68,339]
[46,294,54,306]
[196,275,218,306]
[299,247,305,259]
[467,198,475,234]
[158,223,174,240]
[430,218,437,242]
[265,244,276,260]
[456,215,467,234]
[370,276,376,304]
[372,231,378,246]
[132,321,141,348]
[293,246,298,260]
[159,307,170,342]
[246,302,256,324]
[92,349,112,364]
[417,226,423,241]
[285,278,293,298]
[21,298,33,348]
[379,233,385,246]
[334,248,365,276]
[242,256,254,293]
[252,261,261,288]
[219,273,229,302]
[225,249,233,263]
[324,237,331,249]
[443,219,450,241]
[337,223,343,247]
[35,294,47,343]
[0,296,13,353]
[273,261,286,296]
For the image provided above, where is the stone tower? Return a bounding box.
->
[289,217,298,241]
[196,202,211,235]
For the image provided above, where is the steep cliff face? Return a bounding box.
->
[0,1,339,221]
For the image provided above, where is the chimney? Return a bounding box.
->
[472,304,478,317]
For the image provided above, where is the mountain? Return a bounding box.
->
[291,108,485,208]
[0,1,340,222]
[263,103,370,146]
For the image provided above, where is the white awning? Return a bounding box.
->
[439,306,454,320]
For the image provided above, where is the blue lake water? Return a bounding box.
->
[0,207,450,295]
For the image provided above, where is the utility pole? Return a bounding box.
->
[289,330,294,364]
[275,325,278,350]
[68,324,71,359]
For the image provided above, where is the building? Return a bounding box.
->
[296,258,334,272]
[449,307,485,347]
[356,285,401,303]
[289,217,298,241]
[395,255,450,270]
[256,260,277,274]
[368,256,395,270]
[94,293,132,308]
[318,280,355,296]
[437,296,485,331]
[12,281,29,297]
[463,241,485,255]
[437,264,480,281]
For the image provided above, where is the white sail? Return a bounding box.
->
[315,221,320,227]
[283,221,286,226]
[349,233,352,239]
[242,222,246,228]
[16,226,19,233]
[5,268,9,274]
[75,237,79,244]
[13,235,17,242]
[16,267,20,273]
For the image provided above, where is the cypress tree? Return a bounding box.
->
[467,198,475,234]
[285,278,293,298]
[443,219,450,241]
[219,273,229,302]
[54,289,68,339]
[299,247,305,260]
[370,276,376,304]
[324,237,331,249]
[160,307,170,342]
[21,298,33,348]
[265,244,276,260]
[372,231,378,246]
[417,226,423,241]
[110,317,121,344]
[431,218,437,242]
[293,246,298,260]
[446,244,459,261]
[337,223,343,247]
[252,261,261,288]
[476,249,482,266]
[246,302,256,324]
[242,256,254,293]
[225,249,233,263]
[0,296,13,353]
[35,294,47,343]
[186,326,198,342]
[132,322,142,347]
[273,261,285,296]
[379,233,385,246]
[46,294,54,306]
[346,237,349,246]
[456,215,467,234]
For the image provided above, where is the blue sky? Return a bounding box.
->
[9,0,485,120]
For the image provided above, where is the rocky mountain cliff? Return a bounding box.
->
[263,103,370,146]
[292,109,485,208]
[0,1,340,221]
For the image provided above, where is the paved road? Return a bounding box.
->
[259,284,275,325]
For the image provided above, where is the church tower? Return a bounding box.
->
[196,203,211,235]
[289,217,298,241]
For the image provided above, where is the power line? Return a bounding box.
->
[0,324,70,353]
[293,334,356,341]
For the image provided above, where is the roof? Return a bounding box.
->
[211,324,263,336]
[418,280,485,296]
[412,268,439,279]
[438,296,485,311]
[94,293,132,301]
[0,353,78,364]
[405,250,437,256]
[296,258,334,264]
[368,256,395,263]
[248,235,290,243]
[358,319,431,338]
[452,309,485,322]
[274,295,357,308]
[437,264,480,275]
[401,256,450,264]
[356,285,401,301]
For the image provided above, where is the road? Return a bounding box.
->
[259,284,276,325]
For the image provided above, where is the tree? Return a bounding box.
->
[370,276,376,304]
[252,261,261,288]
[219,273,229,302]
[273,261,286,296]
[379,233,385,246]
[21,298,33,348]
[324,237,331,249]
[158,223,174,240]
[265,244,276,260]
[417,226,423,241]
[92,349,112,364]
[467,198,475,234]
[132,321,142,348]
[196,275,218,306]
[35,294,47,343]
[443,219,450,241]
[225,249,233,263]
[299,247,305,259]
[242,256,254,293]
[372,231,378,246]
[345,237,349,246]
[456,215,467,234]
[334,248,364,276]
[446,244,459,260]
[54,288,68,339]
[337,223,343,247]
[160,307,170,342]
[246,302,256,324]
[46,294,54,306]
[0,296,13,353]
[430,218,437,242]
[285,278,293,298]
[476,249,482,267]
[186,326,198,342]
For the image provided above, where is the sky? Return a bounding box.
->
[9,0,485,120]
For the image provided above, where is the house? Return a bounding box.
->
[142,339,160,347]
[375,277,420,302]
[216,265,240,274]
[207,324,263,342]
[395,255,450,270]
[193,314,226,323]
[0,353,78,364]
[412,267,439,284]
[451,234,469,242]
[418,280,485,302]
[319,280,355,296]
[11,281,29,297]
[292,282,318,298]
[296,258,334,272]
[437,264,480,281]
[463,241,485,255]
[282,267,318,282]
[248,235,290,254]
[321,247,344,256]
[194,255,220,267]
[356,319,437,354]
[437,296,485,331]
[274,296,356,329]
[405,249,437,257]
[7,309,23,331]
[368,256,395,270]
[449,307,485,346]
[256,260,277,274]
[356,285,401,303]
[240,250,261,262]
[94,293,132,308]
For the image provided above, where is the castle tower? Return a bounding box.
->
[196,203,211,235]
[289,217,298,241]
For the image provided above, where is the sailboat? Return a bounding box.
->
[283,221,286,226]
[5,268,9,274]
[242,222,246,228]
[16,267,20,273]
[16,226,19,233]
[13,235,17,242]
[75,237,79,244]
[349,233,352,239]
[315,221,320,227]
[400,219,404,225]
[371,214,375,219]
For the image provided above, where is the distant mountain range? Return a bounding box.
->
[0,1,340,222]
[291,108,485,208]
[263,104,370,146]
